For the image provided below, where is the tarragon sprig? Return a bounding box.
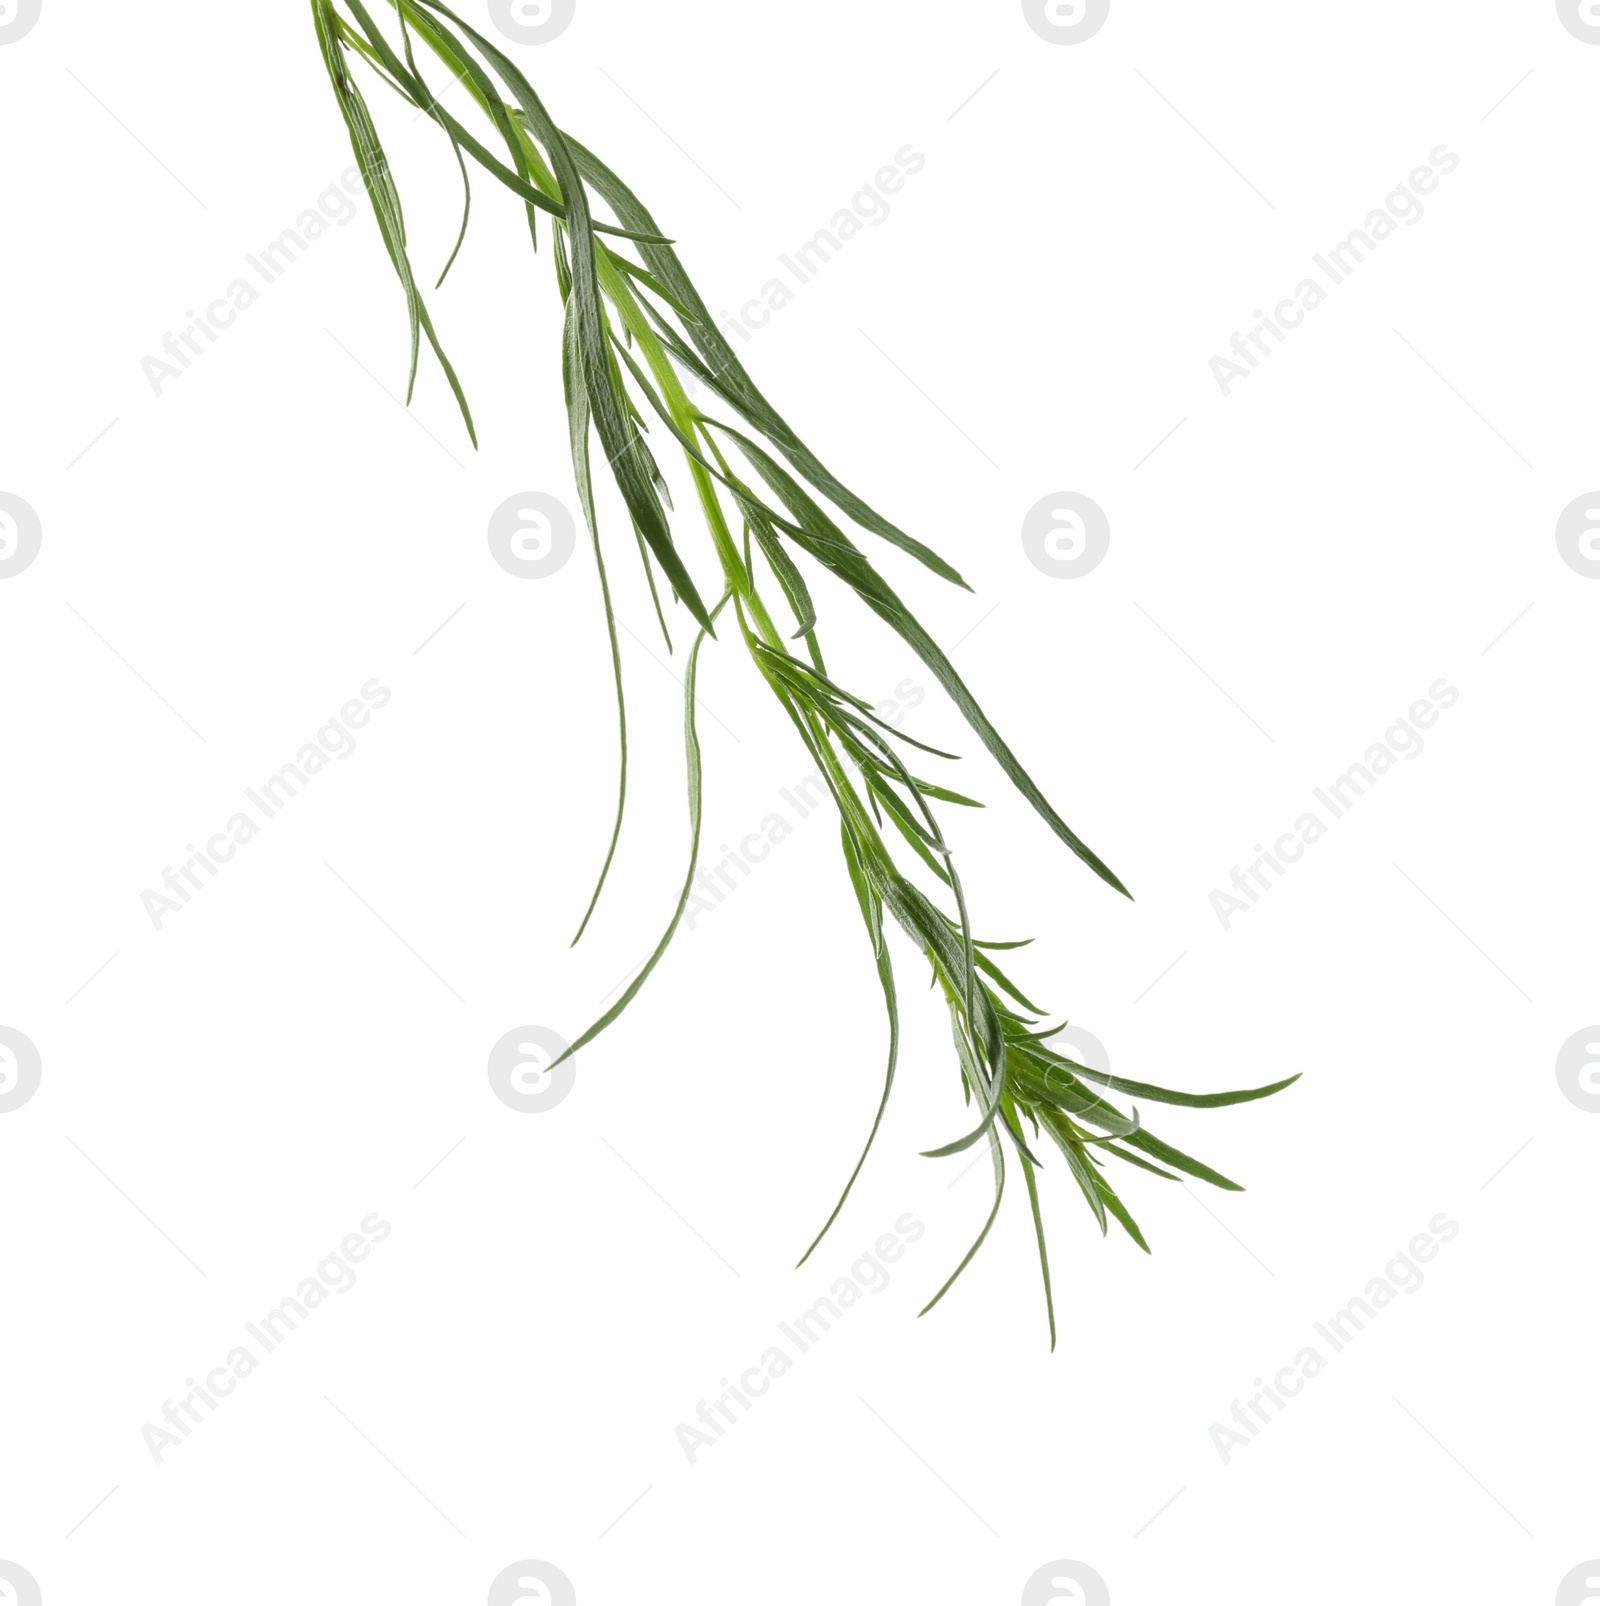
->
[311,0,1297,1345]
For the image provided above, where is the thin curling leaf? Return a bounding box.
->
[1100,1143,1181,1182]
[389,0,473,284]
[920,1130,1004,1318]
[865,778,953,887]
[1091,1167,1152,1253]
[1121,1127,1245,1192]
[746,515,817,639]
[898,776,984,808]
[796,823,899,1267]
[921,1105,1004,1161]
[970,947,1045,1016]
[547,594,729,1072]
[561,295,627,947]
[435,133,474,286]
[835,708,961,765]
[1016,1132,1057,1349]
[920,991,1042,1169]
[892,878,1005,1077]
[1067,1067,1304,1109]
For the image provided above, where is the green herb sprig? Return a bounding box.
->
[311,0,1297,1345]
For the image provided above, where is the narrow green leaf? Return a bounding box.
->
[1015,1128,1057,1349]
[796,823,900,1266]
[547,593,730,1070]
[898,777,984,808]
[390,0,474,284]
[1069,1068,1303,1109]
[746,513,817,639]
[1039,1109,1108,1236]
[1101,1143,1181,1181]
[920,1125,1005,1318]
[561,295,627,946]
[1122,1128,1245,1191]
[1091,1167,1152,1253]
[971,948,1045,1016]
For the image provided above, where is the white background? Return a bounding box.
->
[2,2,1597,1603]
